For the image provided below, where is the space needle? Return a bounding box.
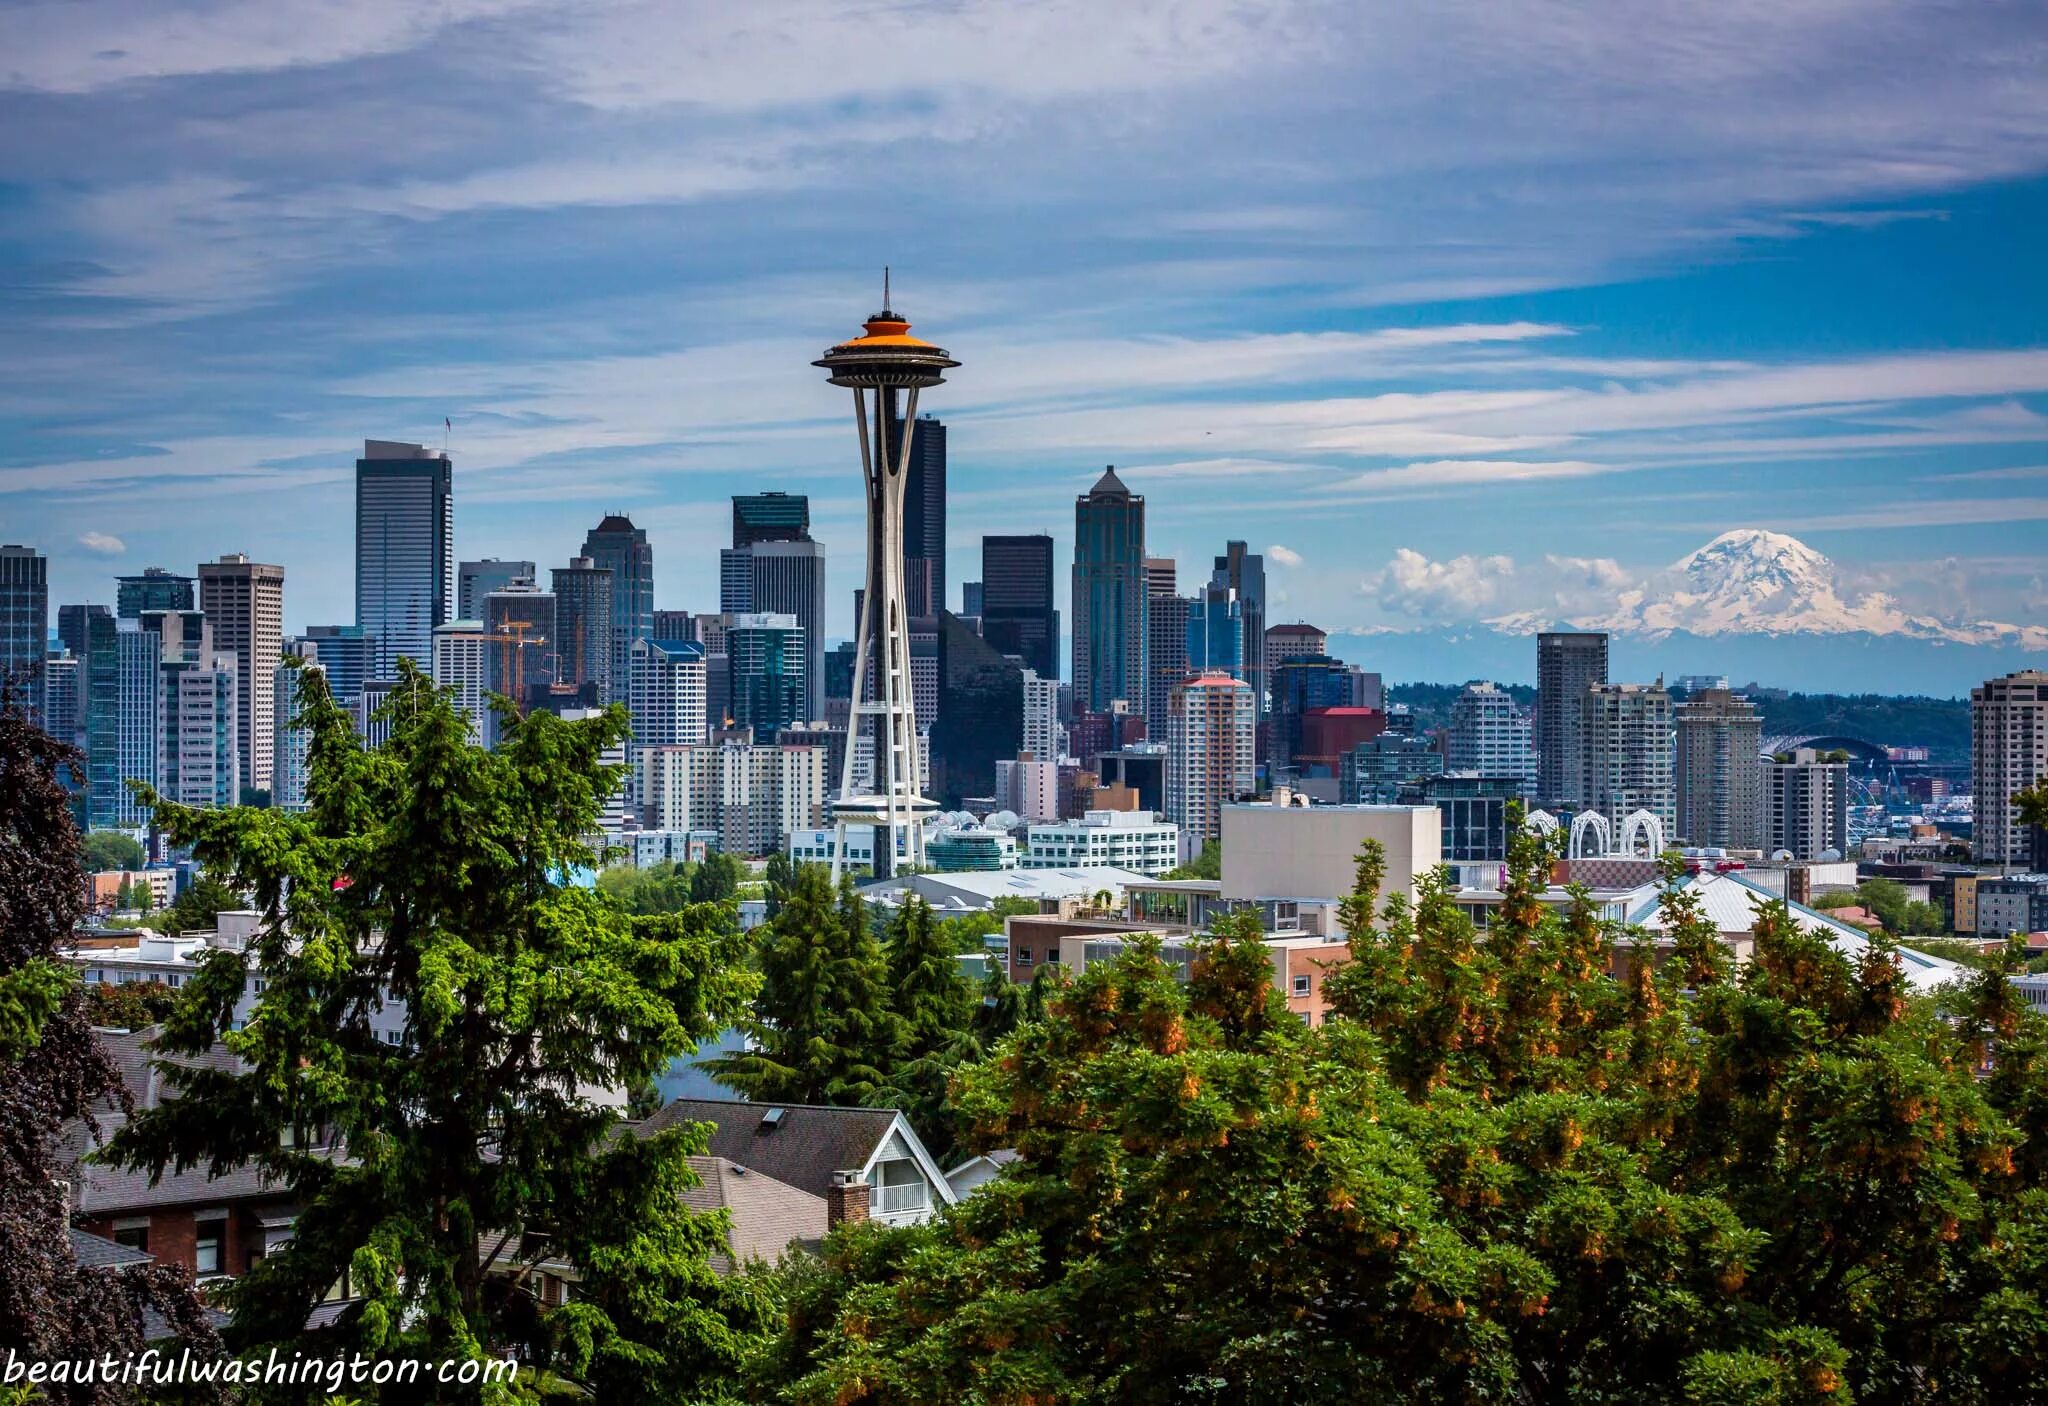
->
[816,275,959,880]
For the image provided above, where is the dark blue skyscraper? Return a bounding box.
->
[356,439,454,676]
[981,533,1058,681]
[115,566,195,619]
[582,514,653,707]
[892,415,946,617]
[1072,467,1147,714]
[0,545,48,725]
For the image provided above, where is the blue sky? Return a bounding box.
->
[3,0,2047,689]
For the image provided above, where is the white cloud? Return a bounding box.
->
[1267,543,1303,567]
[76,530,126,555]
[1370,547,1518,618]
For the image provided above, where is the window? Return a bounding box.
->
[114,1225,149,1253]
[1016,949,1033,966]
[1292,974,1311,997]
[194,1219,226,1276]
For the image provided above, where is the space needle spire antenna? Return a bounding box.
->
[814,278,958,881]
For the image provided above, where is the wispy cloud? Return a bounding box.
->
[76,530,125,555]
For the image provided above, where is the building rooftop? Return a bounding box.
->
[640,1099,905,1202]
[681,1155,827,1269]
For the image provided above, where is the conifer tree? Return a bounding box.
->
[710,863,903,1105]
[876,897,978,1161]
[104,662,764,1400]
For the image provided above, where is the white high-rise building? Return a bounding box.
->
[197,553,285,795]
[1021,669,1060,762]
[639,740,826,855]
[1579,681,1676,836]
[1166,673,1256,850]
[629,638,708,748]
[160,653,239,809]
[1972,670,2048,864]
[559,707,630,837]
[432,620,491,745]
[1445,681,1533,790]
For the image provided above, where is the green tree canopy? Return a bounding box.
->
[81,829,146,873]
[708,862,904,1107]
[877,897,980,1163]
[758,805,2048,1403]
[1162,836,1220,881]
[106,661,766,1401]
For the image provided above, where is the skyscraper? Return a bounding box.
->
[981,533,1058,681]
[1144,559,1189,727]
[1446,681,1534,793]
[960,581,983,618]
[1972,670,2048,864]
[1186,581,1244,678]
[273,643,321,812]
[727,612,807,738]
[115,567,194,618]
[550,557,615,702]
[1072,467,1147,716]
[1264,621,1328,681]
[582,515,654,707]
[749,539,826,722]
[1211,542,1266,709]
[894,414,947,617]
[816,290,957,878]
[482,582,556,711]
[65,606,120,827]
[431,621,491,744]
[198,552,285,795]
[459,559,535,621]
[733,491,811,545]
[356,439,454,676]
[297,625,376,713]
[1165,673,1255,850]
[1579,681,1675,836]
[1021,669,1060,762]
[628,638,708,749]
[159,652,239,810]
[1762,748,1849,861]
[1269,655,1377,778]
[0,545,48,724]
[1536,631,1609,807]
[1674,688,1765,849]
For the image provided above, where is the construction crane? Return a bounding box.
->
[478,620,546,711]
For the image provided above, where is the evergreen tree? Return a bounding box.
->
[0,695,215,1401]
[689,851,744,905]
[709,863,904,1106]
[105,661,765,1400]
[81,830,147,873]
[877,897,978,1162]
[762,850,796,921]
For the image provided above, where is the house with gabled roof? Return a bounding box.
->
[637,1098,956,1227]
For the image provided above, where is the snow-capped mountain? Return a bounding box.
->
[1489,529,2048,649]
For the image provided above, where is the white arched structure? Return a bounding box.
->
[1568,810,1611,860]
[1524,809,1559,837]
[1619,809,1665,857]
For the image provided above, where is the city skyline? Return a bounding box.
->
[5,3,2048,694]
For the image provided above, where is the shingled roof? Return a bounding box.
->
[638,1098,902,1200]
[681,1155,827,1268]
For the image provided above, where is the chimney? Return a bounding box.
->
[826,1169,870,1229]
